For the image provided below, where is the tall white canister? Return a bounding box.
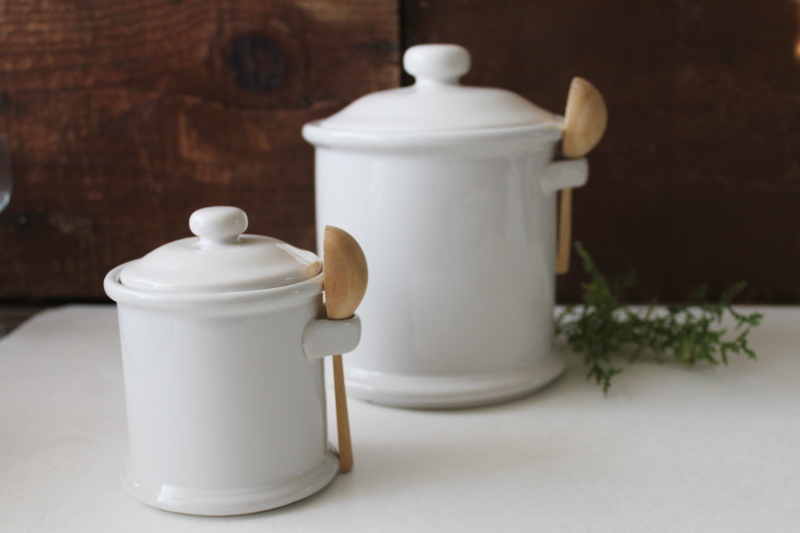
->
[104,207,362,516]
[303,44,591,409]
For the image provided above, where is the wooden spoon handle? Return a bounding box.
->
[556,188,573,275]
[332,354,353,472]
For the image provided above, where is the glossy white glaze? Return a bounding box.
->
[189,206,249,243]
[309,143,585,409]
[120,207,320,293]
[318,44,557,133]
[303,316,362,360]
[541,158,590,195]
[304,44,588,409]
[105,267,361,515]
[104,207,362,515]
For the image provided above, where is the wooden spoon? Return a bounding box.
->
[556,77,608,275]
[323,225,368,473]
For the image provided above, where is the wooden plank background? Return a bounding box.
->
[0,0,799,304]
[0,0,398,300]
[405,0,800,303]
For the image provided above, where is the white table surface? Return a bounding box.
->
[1,304,798,532]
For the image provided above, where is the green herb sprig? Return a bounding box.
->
[556,245,763,393]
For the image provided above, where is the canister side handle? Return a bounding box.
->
[302,315,362,360]
[540,158,589,196]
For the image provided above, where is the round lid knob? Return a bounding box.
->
[118,206,321,293]
[190,206,248,246]
[404,44,471,87]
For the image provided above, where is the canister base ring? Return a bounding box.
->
[121,451,339,516]
[345,354,566,409]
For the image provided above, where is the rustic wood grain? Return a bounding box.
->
[0,0,398,299]
[4,0,799,304]
[406,0,800,303]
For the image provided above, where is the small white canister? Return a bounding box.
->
[303,44,590,409]
[104,206,361,516]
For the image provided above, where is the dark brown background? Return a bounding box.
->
[1,0,799,305]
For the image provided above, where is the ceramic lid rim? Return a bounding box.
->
[303,121,563,151]
[105,263,325,313]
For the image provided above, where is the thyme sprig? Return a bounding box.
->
[556,245,763,393]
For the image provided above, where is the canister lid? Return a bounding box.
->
[317,44,558,133]
[118,207,321,293]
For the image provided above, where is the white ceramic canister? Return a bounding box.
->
[104,206,361,516]
[303,44,588,409]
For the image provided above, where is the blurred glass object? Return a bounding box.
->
[0,134,10,213]
[0,134,10,338]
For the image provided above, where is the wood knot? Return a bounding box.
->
[228,35,285,93]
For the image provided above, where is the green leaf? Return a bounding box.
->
[556,245,763,394]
